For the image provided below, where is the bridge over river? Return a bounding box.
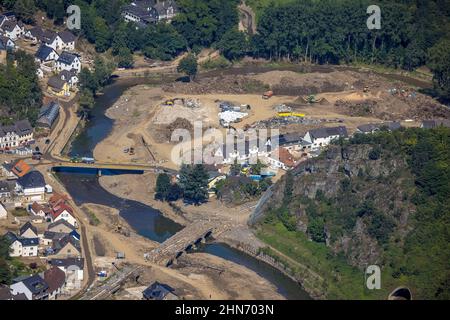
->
[145,220,232,267]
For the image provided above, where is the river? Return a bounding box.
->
[56,77,311,300]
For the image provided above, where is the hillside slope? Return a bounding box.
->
[255,128,450,299]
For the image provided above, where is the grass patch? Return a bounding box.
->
[256,222,398,299]
[11,208,28,217]
[85,208,101,226]
[200,55,232,70]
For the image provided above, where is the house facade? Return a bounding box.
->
[15,171,47,203]
[0,20,24,40]
[303,126,348,151]
[50,258,84,291]
[10,275,49,300]
[0,120,34,150]
[55,51,81,73]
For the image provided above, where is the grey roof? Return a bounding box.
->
[0,35,13,49]
[0,180,13,193]
[421,119,450,129]
[27,26,44,39]
[48,75,67,90]
[48,219,75,232]
[59,69,77,81]
[143,281,176,300]
[278,132,304,146]
[0,120,33,138]
[57,51,79,65]
[35,44,55,61]
[17,171,46,189]
[52,234,81,254]
[0,285,13,300]
[19,274,49,298]
[37,101,60,128]
[4,231,18,245]
[19,237,39,247]
[122,2,159,23]
[357,122,401,133]
[50,257,84,269]
[20,221,38,237]
[58,30,76,43]
[43,231,67,241]
[308,126,348,139]
[1,19,22,32]
[41,30,58,44]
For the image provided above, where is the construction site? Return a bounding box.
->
[91,66,449,170]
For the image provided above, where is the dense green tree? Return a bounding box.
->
[117,47,134,69]
[178,164,209,205]
[428,39,450,100]
[13,0,37,24]
[155,173,171,201]
[217,28,248,61]
[177,53,198,81]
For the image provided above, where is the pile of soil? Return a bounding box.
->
[152,117,195,143]
[335,100,379,117]
[163,75,268,95]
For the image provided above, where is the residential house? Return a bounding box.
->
[42,31,62,51]
[303,126,348,151]
[35,44,59,64]
[43,266,66,300]
[142,281,179,300]
[58,30,76,51]
[277,132,305,152]
[356,121,402,134]
[420,119,450,129]
[50,258,84,290]
[5,231,39,257]
[59,69,79,88]
[0,20,24,40]
[154,0,178,21]
[0,35,15,50]
[55,51,81,73]
[47,75,70,97]
[266,148,297,171]
[51,234,81,258]
[49,192,69,208]
[30,202,52,218]
[214,139,272,165]
[41,231,66,246]
[15,171,47,203]
[122,0,159,26]
[51,204,78,227]
[36,101,60,129]
[0,13,16,29]
[10,274,49,300]
[0,203,7,219]
[19,221,38,239]
[48,220,76,234]
[0,180,13,198]
[24,26,44,43]
[0,120,34,149]
[9,159,32,179]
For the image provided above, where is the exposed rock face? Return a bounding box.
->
[257,144,415,268]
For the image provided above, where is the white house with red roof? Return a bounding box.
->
[50,204,77,228]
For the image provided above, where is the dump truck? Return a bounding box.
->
[262,91,274,99]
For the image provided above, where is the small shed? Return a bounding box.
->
[142,282,179,300]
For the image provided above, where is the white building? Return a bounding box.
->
[15,171,47,203]
[55,51,81,73]
[50,204,78,228]
[10,274,49,300]
[0,20,24,40]
[5,232,39,257]
[303,126,348,151]
[0,120,34,150]
[50,258,84,291]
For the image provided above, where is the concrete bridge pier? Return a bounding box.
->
[97,169,102,177]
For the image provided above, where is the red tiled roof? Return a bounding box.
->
[11,160,32,178]
[49,192,69,208]
[44,266,65,293]
[278,148,296,168]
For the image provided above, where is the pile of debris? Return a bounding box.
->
[335,99,378,117]
[252,117,321,129]
[274,104,292,112]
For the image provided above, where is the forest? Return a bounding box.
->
[0,51,42,125]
